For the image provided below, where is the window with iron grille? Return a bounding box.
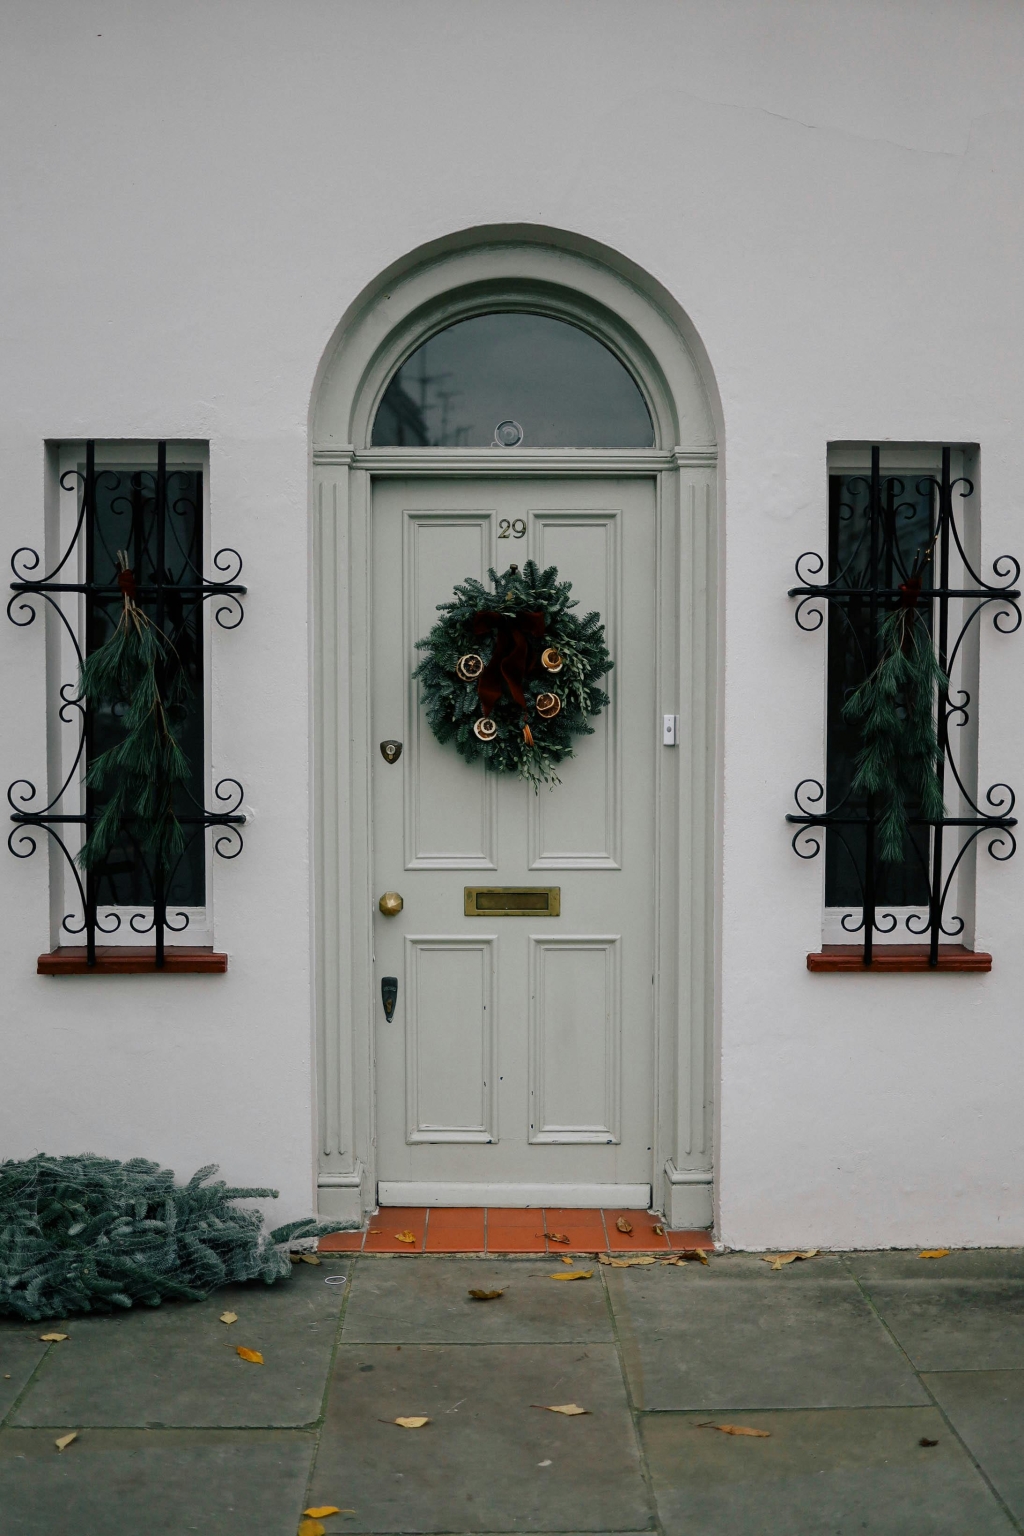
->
[8,441,246,968]
[788,445,1019,968]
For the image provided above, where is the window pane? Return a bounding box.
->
[372,312,655,448]
[85,463,205,907]
[825,473,934,908]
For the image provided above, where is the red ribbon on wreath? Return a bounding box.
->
[471,609,546,745]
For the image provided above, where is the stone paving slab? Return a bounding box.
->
[924,1370,1024,1525]
[309,1342,652,1532]
[0,1426,315,1536]
[641,1407,1017,1535]
[0,1327,50,1418]
[686,1253,855,1281]
[342,1258,614,1344]
[606,1264,927,1410]
[857,1281,1024,1371]
[847,1249,1024,1283]
[11,1259,347,1428]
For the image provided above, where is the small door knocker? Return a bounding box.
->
[381,976,398,1022]
[380,740,402,764]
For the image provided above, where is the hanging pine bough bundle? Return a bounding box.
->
[0,1155,339,1321]
[413,561,612,788]
[842,575,948,862]
[77,551,191,874]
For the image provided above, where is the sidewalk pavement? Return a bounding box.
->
[2,1247,1024,1534]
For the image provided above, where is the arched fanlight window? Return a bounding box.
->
[371,312,655,448]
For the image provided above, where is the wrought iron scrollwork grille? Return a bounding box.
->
[7,440,247,968]
[787,445,1019,967]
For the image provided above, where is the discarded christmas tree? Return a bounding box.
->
[842,580,947,862]
[77,552,191,874]
[0,1154,336,1321]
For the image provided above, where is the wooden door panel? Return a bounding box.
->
[403,511,498,869]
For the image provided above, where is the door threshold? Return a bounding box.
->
[319,1205,712,1254]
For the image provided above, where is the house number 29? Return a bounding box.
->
[498,518,526,539]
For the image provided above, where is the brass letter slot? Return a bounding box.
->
[464,886,561,917]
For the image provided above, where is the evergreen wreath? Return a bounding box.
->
[842,573,948,862]
[413,560,612,788]
[77,551,191,875]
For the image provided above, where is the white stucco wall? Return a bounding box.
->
[2,0,1024,1245]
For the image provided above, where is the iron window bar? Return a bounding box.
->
[7,440,247,969]
[786,445,1019,968]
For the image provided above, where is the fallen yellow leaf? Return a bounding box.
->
[467,1288,504,1300]
[547,1232,571,1244]
[533,1402,590,1416]
[300,1254,322,1266]
[600,1256,658,1268]
[698,1422,770,1438]
[395,1231,416,1244]
[653,1224,666,1235]
[290,1254,301,1264]
[304,1509,345,1520]
[54,1432,77,1451]
[40,1332,69,1342]
[236,1346,264,1364]
[393,1416,429,1429]
[550,1269,592,1281]
[220,1312,238,1325]
[299,1522,326,1536]
[560,1254,575,1263]
[763,1249,819,1272]
[615,1217,633,1234]
[919,1249,950,1259]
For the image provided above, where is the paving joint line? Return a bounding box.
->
[0,1422,320,1434]
[599,1266,663,1536]
[300,1250,360,1514]
[842,1254,1024,1535]
[1,1332,65,1429]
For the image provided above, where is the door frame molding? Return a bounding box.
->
[311,228,719,1227]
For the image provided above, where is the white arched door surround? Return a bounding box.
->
[311,226,719,1226]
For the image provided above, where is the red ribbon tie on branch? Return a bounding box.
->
[471,609,546,742]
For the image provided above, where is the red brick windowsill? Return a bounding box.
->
[807,944,991,973]
[37,946,228,975]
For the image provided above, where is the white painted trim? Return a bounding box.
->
[378,1181,652,1208]
[311,233,718,1225]
[312,238,717,453]
[664,1162,714,1230]
[317,1163,364,1189]
[314,448,718,472]
[665,1162,714,1184]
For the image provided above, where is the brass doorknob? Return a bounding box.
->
[378,891,404,916]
